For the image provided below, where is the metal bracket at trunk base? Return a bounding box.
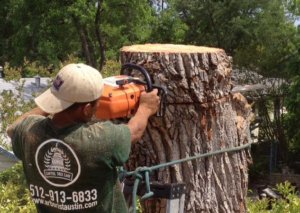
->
[123,180,186,213]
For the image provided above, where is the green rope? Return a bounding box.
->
[123,142,253,213]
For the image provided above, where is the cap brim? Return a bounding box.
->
[35,88,74,114]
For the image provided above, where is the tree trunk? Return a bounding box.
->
[72,16,97,68]
[121,44,252,213]
[95,0,106,71]
[273,97,287,163]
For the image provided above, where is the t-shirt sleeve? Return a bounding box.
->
[95,122,131,166]
[11,116,42,160]
[109,123,131,166]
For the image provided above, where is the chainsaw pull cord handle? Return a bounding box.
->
[120,63,153,92]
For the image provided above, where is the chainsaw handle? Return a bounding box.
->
[121,63,153,92]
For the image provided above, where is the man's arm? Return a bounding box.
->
[127,89,160,144]
[6,107,49,138]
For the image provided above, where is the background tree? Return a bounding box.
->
[0,0,80,68]
[285,74,300,167]
[170,0,298,77]
[149,1,187,43]
[0,0,155,71]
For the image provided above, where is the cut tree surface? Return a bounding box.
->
[121,43,222,53]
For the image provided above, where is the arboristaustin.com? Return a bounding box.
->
[32,198,98,210]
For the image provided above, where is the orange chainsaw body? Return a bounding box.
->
[96,75,145,120]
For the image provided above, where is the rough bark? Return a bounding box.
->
[121,44,252,213]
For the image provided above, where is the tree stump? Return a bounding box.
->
[121,44,252,213]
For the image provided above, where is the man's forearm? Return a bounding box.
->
[6,107,49,138]
[127,106,152,144]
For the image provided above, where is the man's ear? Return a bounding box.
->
[82,103,93,118]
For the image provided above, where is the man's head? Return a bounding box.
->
[35,63,104,116]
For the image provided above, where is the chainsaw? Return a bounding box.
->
[95,63,167,120]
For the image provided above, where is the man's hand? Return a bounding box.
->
[127,89,160,143]
[138,89,160,117]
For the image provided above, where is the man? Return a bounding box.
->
[7,63,160,212]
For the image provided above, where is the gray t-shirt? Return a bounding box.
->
[12,115,131,213]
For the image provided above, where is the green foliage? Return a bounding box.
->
[276,181,296,198]
[137,198,142,213]
[272,182,300,212]
[1,0,299,78]
[0,163,36,213]
[284,75,300,158]
[101,60,121,77]
[4,58,56,79]
[3,62,22,81]
[171,0,298,77]
[247,181,300,212]
[102,0,155,47]
[236,0,299,77]
[22,58,53,78]
[149,4,187,43]
[247,197,269,213]
[0,81,35,149]
[1,0,80,66]
[0,0,156,68]
[287,0,300,16]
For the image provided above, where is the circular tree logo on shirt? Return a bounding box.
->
[35,139,81,187]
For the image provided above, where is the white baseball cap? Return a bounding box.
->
[35,63,104,114]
